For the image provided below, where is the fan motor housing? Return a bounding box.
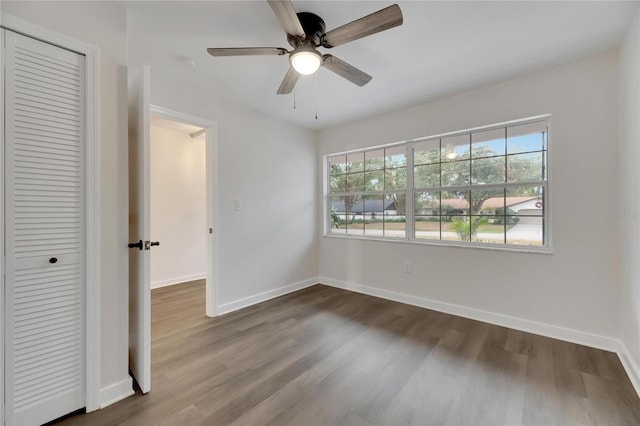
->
[288,12,326,47]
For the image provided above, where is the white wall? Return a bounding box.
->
[318,50,620,345]
[141,70,319,310]
[618,8,640,389]
[150,126,207,288]
[1,0,131,403]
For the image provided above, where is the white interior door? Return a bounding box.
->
[128,66,152,393]
[4,29,86,425]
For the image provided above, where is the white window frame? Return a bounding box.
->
[324,115,552,253]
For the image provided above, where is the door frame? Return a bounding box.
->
[0,13,102,419]
[149,105,219,317]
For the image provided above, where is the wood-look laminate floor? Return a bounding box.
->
[57,281,640,426]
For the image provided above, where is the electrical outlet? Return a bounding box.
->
[402,261,411,273]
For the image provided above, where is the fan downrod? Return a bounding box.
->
[287,12,326,47]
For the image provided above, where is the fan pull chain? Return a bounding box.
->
[314,72,318,120]
[293,87,296,110]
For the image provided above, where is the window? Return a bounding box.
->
[326,116,549,250]
[329,146,407,238]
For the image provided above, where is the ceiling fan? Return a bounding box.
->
[207,0,403,94]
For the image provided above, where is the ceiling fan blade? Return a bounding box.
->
[322,55,372,87]
[207,47,288,56]
[321,4,403,48]
[267,0,305,38]
[277,66,300,94]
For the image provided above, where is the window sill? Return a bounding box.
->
[322,233,553,255]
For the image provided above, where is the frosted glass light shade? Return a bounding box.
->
[290,47,322,75]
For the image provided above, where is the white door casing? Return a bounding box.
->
[128,66,151,393]
[4,29,86,425]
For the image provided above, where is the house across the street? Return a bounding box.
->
[331,198,399,220]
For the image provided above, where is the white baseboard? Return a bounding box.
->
[617,340,640,398]
[217,278,318,315]
[100,377,134,409]
[319,277,619,352]
[151,273,206,289]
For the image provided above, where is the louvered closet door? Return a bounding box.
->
[4,30,86,426]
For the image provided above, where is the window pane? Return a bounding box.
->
[415,216,440,240]
[329,155,347,175]
[330,196,347,234]
[346,226,364,236]
[441,190,469,217]
[343,194,364,236]
[414,164,440,189]
[442,160,470,187]
[346,152,364,172]
[361,195,384,237]
[346,172,365,192]
[364,170,384,191]
[505,185,544,245]
[385,193,405,216]
[441,134,470,162]
[384,215,405,238]
[414,139,440,165]
[443,217,469,242]
[415,191,440,216]
[506,216,544,246]
[331,227,346,235]
[385,167,407,190]
[385,146,407,167]
[330,174,346,193]
[365,149,384,170]
[471,216,505,244]
[507,121,547,154]
[472,128,505,158]
[471,156,505,185]
[507,152,544,182]
[471,188,504,216]
[415,191,440,240]
[506,185,544,213]
[383,193,405,238]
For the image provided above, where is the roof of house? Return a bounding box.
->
[422,196,540,210]
[483,196,539,209]
[331,199,397,213]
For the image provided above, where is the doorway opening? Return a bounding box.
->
[150,116,207,291]
[149,105,218,323]
[149,115,209,336]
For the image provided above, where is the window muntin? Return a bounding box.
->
[327,117,549,249]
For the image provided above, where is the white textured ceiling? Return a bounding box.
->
[125,1,638,130]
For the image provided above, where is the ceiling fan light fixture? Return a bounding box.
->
[290,45,322,75]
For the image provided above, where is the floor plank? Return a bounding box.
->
[55,281,640,426]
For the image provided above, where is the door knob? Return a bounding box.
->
[128,240,143,250]
[144,241,160,250]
